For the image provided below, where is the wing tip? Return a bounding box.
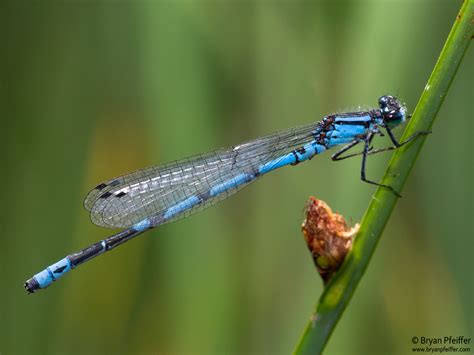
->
[83,179,122,211]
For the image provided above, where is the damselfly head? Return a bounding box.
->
[378,95,407,125]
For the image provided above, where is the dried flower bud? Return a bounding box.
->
[302,197,359,283]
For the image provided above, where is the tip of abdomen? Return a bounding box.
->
[24,277,40,294]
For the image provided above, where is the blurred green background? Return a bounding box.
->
[1,1,472,354]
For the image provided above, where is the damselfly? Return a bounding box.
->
[25,95,428,293]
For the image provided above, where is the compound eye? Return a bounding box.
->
[378,95,392,109]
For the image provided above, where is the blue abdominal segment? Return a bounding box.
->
[132,218,152,232]
[32,257,72,290]
[163,195,202,219]
[209,172,256,197]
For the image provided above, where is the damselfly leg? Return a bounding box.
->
[331,134,376,161]
[368,127,432,155]
[359,131,402,197]
[331,128,430,196]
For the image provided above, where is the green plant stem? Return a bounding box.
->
[294,1,473,354]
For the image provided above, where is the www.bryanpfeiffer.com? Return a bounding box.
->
[411,336,471,353]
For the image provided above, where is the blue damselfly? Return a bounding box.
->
[25,95,428,293]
